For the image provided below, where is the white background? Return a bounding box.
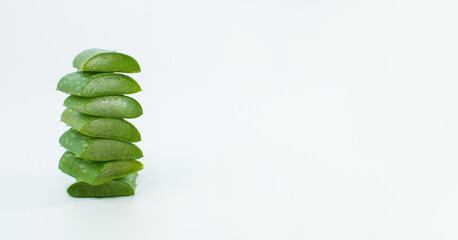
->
[1,0,458,239]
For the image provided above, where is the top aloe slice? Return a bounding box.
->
[73,48,141,73]
[57,72,141,97]
[67,173,138,198]
[59,129,143,161]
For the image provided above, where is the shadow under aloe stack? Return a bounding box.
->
[57,48,143,198]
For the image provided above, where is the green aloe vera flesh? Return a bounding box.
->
[57,72,141,97]
[67,173,138,198]
[61,109,141,142]
[64,95,143,119]
[73,48,141,73]
[59,151,143,185]
[59,129,143,161]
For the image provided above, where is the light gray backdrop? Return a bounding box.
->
[1,0,458,239]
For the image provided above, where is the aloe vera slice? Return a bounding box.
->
[57,72,141,97]
[67,173,138,198]
[64,95,143,119]
[73,48,141,73]
[61,109,141,142]
[59,129,143,161]
[59,151,143,185]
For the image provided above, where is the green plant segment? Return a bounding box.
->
[59,129,143,161]
[59,151,143,185]
[58,49,144,198]
[57,72,141,97]
[64,95,143,118]
[67,173,138,198]
[73,48,141,73]
[62,109,141,142]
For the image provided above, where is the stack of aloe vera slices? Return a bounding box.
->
[57,49,144,198]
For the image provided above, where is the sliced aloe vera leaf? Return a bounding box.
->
[64,95,143,119]
[67,173,138,198]
[57,72,141,97]
[73,48,141,73]
[61,109,141,142]
[59,129,143,161]
[58,151,143,185]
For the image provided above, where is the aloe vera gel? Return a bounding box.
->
[58,49,144,198]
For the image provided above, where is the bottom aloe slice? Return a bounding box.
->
[62,109,141,142]
[59,129,143,161]
[59,151,143,185]
[67,173,138,198]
